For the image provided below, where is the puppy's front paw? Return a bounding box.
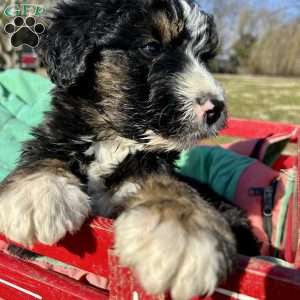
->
[115,203,236,300]
[0,170,90,246]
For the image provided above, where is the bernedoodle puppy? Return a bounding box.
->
[0,0,259,299]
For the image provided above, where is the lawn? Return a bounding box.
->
[216,74,300,125]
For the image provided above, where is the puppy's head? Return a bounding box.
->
[41,0,226,151]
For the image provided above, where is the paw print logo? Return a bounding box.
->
[4,16,45,48]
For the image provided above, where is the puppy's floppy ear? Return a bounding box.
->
[200,13,220,60]
[39,2,95,88]
[206,14,219,55]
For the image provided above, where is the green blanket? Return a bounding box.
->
[0,69,53,181]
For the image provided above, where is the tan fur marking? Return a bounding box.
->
[152,12,184,43]
[142,130,193,152]
[115,175,236,299]
[125,175,232,237]
[96,50,129,101]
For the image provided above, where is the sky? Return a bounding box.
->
[196,0,299,55]
[199,0,300,20]
[254,0,296,8]
[250,0,300,18]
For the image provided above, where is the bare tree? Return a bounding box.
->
[197,0,246,53]
[249,19,300,76]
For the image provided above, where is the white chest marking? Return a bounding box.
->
[86,137,143,216]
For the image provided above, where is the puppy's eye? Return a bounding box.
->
[140,41,162,59]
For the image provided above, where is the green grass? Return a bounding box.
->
[216,74,300,124]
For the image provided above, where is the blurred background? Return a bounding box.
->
[198,0,300,124]
[0,0,300,123]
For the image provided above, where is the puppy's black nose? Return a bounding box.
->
[196,97,225,125]
[206,99,225,125]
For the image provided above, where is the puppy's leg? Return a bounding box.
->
[115,175,237,300]
[0,159,90,246]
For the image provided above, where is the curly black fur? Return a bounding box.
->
[1,0,259,289]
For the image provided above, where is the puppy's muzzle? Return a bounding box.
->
[195,96,225,126]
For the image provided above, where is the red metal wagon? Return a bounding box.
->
[0,118,299,300]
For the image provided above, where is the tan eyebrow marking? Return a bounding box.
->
[151,11,184,44]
